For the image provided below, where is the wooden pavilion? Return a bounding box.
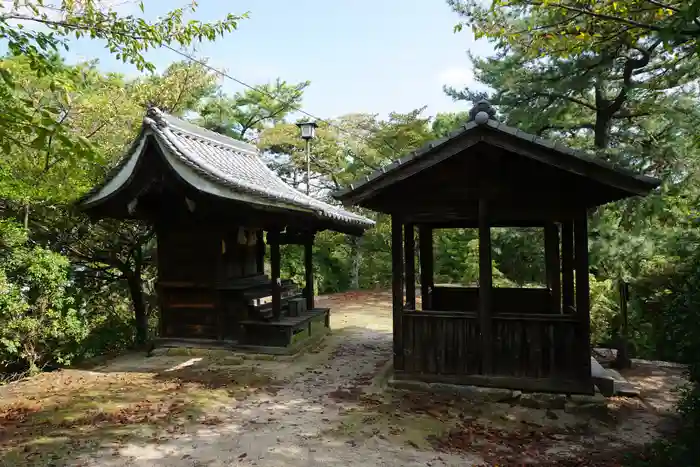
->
[80,108,374,353]
[334,101,660,394]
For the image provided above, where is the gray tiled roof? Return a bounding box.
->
[83,108,374,230]
[334,109,660,198]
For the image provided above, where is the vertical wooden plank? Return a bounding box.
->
[404,223,416,309]
[404,316,413,373]
[418,225,434,310]
[256,229,265,275]
[456,317,465,373]
[391,215,405,371]
[478,198,493,374]
[154,226,168,338]
[304,236,315,310]
[544,223,562,314]
[574,212,592,382]
[561,220,574,313]
[438,318,447,374]
[269,230,282,321]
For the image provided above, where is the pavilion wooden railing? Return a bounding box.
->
[402,311,482,375]
[400,310,590,393]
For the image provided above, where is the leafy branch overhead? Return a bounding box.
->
[451,0,700,56]
[0,0,245,172]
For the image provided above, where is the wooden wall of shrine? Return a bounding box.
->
[156,225,267,340]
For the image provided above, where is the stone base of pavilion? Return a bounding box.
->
[154,308,330,357]
[386,372,610,410]
[385,352,642,400]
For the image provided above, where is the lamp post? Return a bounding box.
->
[296,121,317,196]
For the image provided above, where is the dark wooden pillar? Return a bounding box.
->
[391,215,404,370]
[269,230,282,320]
[478,198,493,374]
[561,220,575,313]
[544,222,561,314]
[574,212,592,378]
[404,223,416,309]
[256,229,265,275]
[304,235,314,310]
[418,225,434,310]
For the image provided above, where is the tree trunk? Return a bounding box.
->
[125,270,148,346]
[348,235,361,289]
[593,106,614,149]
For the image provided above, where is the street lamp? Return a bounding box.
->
[296,121,317,196]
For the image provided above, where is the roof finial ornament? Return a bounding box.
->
[145,105,168,128]
[469,99,496,125]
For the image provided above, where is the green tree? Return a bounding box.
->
[451,0,700,55]
[447,1,700,462]
[0,54,218,346]
[197,79,310,141]
[0,0,245,166]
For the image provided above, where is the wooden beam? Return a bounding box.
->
[418,225,434,310]
[424,219,548,229]
[269,230,282,321]
[544,223,561,314]
[396,200,579,225]
[304,237,315,310]
[404,223,416,309]
[478,198,493,374]
[574,213,592,380]
[561,220,574,311]
[278,231,314,245]
[391,216,405,370]
[481,133,655,197]
[340,132,483,205]
[256,230,265,275]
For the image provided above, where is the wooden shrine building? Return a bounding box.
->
[334,101,660,393]
[80,108,374,353]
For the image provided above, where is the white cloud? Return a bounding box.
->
[437,66,476,88]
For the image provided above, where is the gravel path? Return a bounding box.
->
[82,325,482,466]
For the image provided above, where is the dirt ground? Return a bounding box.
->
[0,291,687,466]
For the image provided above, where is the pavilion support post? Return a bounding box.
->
[478,198,493,374]
[304,235,315,310]
[418,225,434,310]
[574,212,592,379]
[404,223,416,310]
[256,229,265,275]
[391,215,405,371]
[561,220,575,313]
[544,223,561,314]
[269,230,282,321]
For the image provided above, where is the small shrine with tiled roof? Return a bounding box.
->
[80,107,374,353]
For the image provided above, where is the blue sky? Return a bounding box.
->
[63,1,493,119]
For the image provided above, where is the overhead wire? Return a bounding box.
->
[160,43,405,171]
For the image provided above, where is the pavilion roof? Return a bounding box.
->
[333,101,660,209]
[80,108,374,232]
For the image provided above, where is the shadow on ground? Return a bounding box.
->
[0,358,280,467]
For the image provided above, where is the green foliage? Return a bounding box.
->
[198,79,310,141]
[447,0,700,462]
[589,275,618,346]
[0,0,243,189]
[0,219,87,372]
[451,0,700,58]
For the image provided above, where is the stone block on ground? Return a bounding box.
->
[591,357,615,397]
